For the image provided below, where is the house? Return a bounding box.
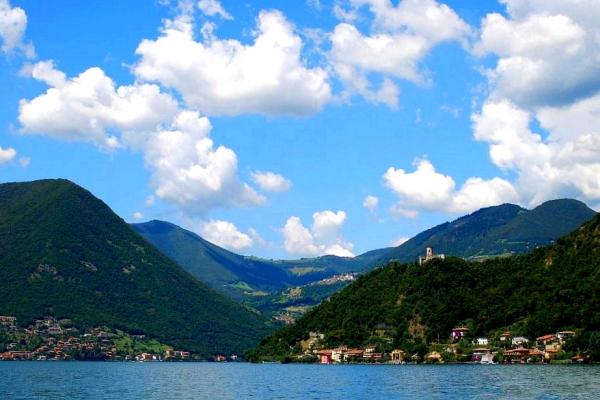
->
[557,331,576,342]
[471,348,491,363]
[511,337,529,347]
[390,349,406,363]
[451,327,469,342]
[474,337,489,346]
[343,349,364,362]
[536,334,560,351]
[317,350,333,364]
[419,247,445,265]
[214,355,226,362]
[499,331,512,342]
[0,316,16,326]
[503,347,529,362]
[425,351,442,363]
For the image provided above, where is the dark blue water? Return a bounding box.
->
[1,362,599,399]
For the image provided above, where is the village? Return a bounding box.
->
[295,326,585,365]
[0,316,236,362]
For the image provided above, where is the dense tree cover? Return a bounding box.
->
[249,213,600,361]
[383,199,596,263]
[0,179,272,357]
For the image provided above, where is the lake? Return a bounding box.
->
[1,362,599,399]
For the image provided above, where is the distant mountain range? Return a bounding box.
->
[0,179,271,357]
[382,199,596,263]
[133,199,596,315]
[249,206,600,362]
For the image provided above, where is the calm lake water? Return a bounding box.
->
[1,362,599,399]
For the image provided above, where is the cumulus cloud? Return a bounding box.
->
[251,171,292,192]
[19,61,178,149]
[472,99,600,206]
[0,146,16,164]
[132,211,144,220]
[463,1,600,208]
[281,210,354,257]
[134,10,331,116]
[197,0,232,20]
[384,158,518,216]
[200,219,254,251]
[474,0,600,108]
[18,61,264,214]
[329,0,470,107]
[0,0,34,57]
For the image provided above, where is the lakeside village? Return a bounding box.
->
[0,316,237,362]
[298,327,584,365]
[287,248,592,365]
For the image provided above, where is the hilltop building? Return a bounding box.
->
[419,247,445,265]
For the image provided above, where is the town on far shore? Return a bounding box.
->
[0,316,236,362]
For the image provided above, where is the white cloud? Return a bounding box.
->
[384,158,518,216]
[391,236,409,247]
[134,10,331,116]
[18,61,265,215]
[200,219,254,251]
[474,1,600,108]
[362,195,379,212]
[328,0,470,107]
[0,146,16,164]
[132,211,144,220]
[0,0,34,57]
[19,61,178,150]
[472,99,600,206]
[281,210,354,257]
[198,0,232,20]
[251,171,292,192]
[145,195,155,206]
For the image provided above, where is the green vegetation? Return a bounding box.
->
[383,199,595,263]
[0,179,272,357]
[249,212,600,362]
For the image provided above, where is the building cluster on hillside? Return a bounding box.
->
[0,316,233,362]
[298,326,585,365]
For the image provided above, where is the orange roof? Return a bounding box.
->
[452,327,469,331]
[536,334,556,341]
[558,331,576,335]
[500,332,512,337]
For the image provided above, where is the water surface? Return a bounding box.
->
[1,362,599,399]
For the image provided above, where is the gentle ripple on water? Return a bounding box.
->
[1,362,599,399]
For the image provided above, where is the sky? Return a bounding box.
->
[1,0,600,259]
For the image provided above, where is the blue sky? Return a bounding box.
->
[1,0,600,258]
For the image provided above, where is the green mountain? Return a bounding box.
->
[131,220,310,298]
[133,200,595,321]
[0,179,271,357]
[132,220,380,298]
[249,212,600,362]
[381,199,596,263]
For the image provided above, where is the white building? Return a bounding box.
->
[419,247,445,265]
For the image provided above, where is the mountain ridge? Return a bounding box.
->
[0,179,272,357]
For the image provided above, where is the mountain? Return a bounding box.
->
[0,179,271,357]
[380,199,596,263]
[249,212,600,362]
[131,220,309,298]
[132,220,381,298]
[133,200,595,320]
